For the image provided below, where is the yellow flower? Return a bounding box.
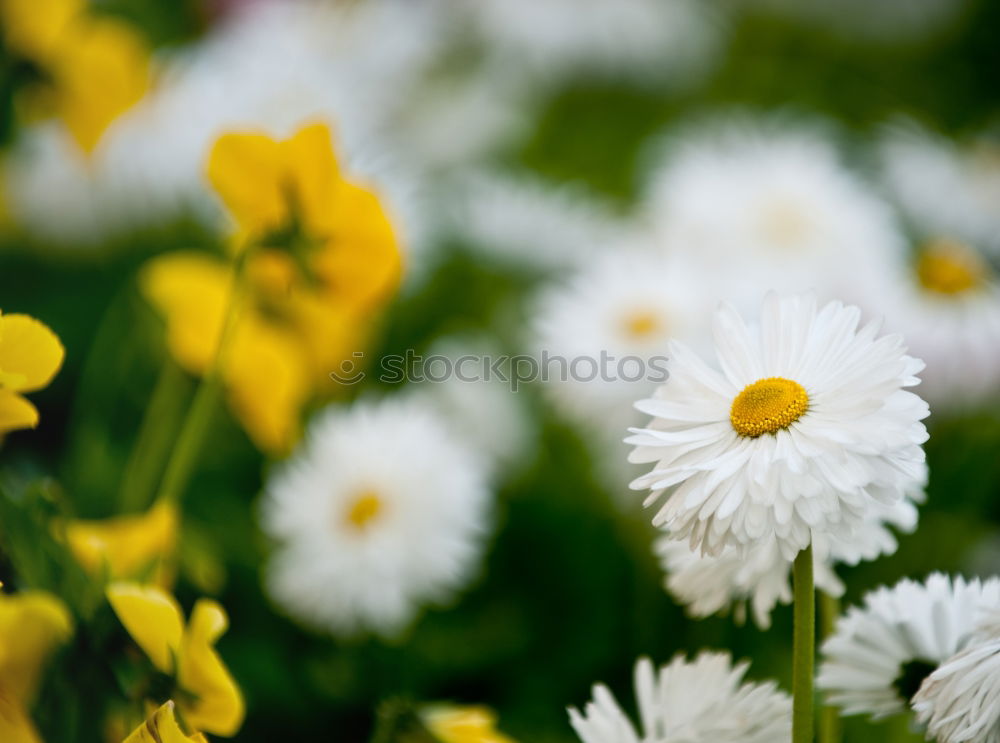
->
[422,706,517,743]
[0,311,65,436]
[0,0,150,152]
[64,500,178,585]
[140,121,402,454]
[107,583,244,737]
[0,591,73,743]
[122,701,207,743]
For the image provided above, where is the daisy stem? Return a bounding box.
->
[152,255,247,506]
[818,591,842,743]
[793,543,815,743]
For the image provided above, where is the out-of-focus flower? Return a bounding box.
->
[912,610,1000,743]
[122,701,207,743]
[141,122,402,453]
[107,582,244,737]
[657,493,922,628]
[0,591,73,743]
[818,574,1000,720]
[261,397,491,637]
[628,292,929,559]
[568,653,791,743]
[422,705,516,743]
[0,0,150,152]
[63,500,178,585]
[0,310,64,436]
[644,119,905,312]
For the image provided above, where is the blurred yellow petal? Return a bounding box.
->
[207,132,286,239]
[312,181,402,311]
[123,701,207,743]
[224,318,309,455]
[279,122,340,235]
[65,500,178,582]
[0,695,44,743]
[0,313,65,393]
[106,583,183,674]
[49,18,150,153]
[177,600,244,737]
[0,591,73,704]
[0,0,81,61]
[423,706,516,743]
[0,390,39,434]
[141,253,232,376]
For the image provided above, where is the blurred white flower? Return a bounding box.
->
[818,574,1000,719]
[451,169,631,271]
[657,492,922,629]
[644,118,905,312]
[913,610,1000,743]
[628,292,929,559]
[568,653,791,743]
[880,123,1000,254]
[261,397,491,637]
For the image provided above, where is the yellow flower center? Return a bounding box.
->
[758,198,812,248]
[730,377,809,437]
[916,238,987,295]
[345,491,383,530]
[621,309,664,340]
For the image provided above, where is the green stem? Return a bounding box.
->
[118,360,190,513]
[151,261,245,506]
[793,543,815,743]
[818,591,842,743]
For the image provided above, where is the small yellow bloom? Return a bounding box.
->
[0,311,65,436]
[0,591,74,743]
[122,701,208,743]
[64,500,178,585]
[422,706,517,743]
[0,0,150,152]
[107,583,244,737]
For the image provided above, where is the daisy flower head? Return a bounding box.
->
[261,396,492,637]
[657,491,923,628]
[628,292,929,559]
[644,118,904,311]
[913,609,1000,743]
[568,653,791,743]
[818,574,1000,720]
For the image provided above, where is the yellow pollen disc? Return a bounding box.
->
[916,238,987,295]
[730,377,809,437]
[758,198,811,248]
[621,309,664,340]
[345,491,383,530]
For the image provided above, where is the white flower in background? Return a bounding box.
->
[628,292,929,559]
[913,610,1000,743]
[261,397,491,637]
[644,118,905,312]
[534,248,713,430]
[818,574,1000,719]
[657,491,922,628]
[405,336,536,477]
[568,653,791,743]
[451,169,631,272]
[457,0,723,90]
[869,238,1000,410]
[3,0,439,254]
[880,122,1000,254]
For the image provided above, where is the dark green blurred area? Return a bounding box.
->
[2,1,1000,741]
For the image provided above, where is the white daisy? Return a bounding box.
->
[880,122,1000,255]
[643,118,905,312]
[260,397,491,637]
[627,292,929,560]
[568,653,791,743]
[913,610,1000,743]
[818,574,1000,719]
[657,491,922,629]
